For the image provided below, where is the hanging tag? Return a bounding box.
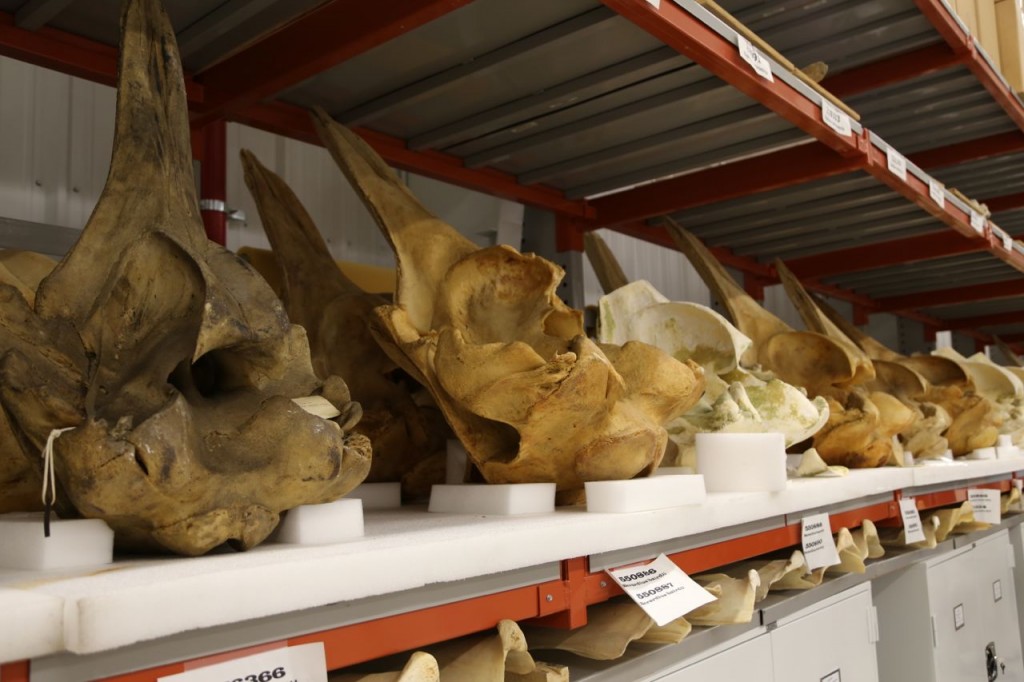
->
[929,179,945,207]
[899,498,926,544]
[968,488,1002,524]
[801,513,840,571]
[606,554,716,626]
[886,147,907,181]
[737,36,774,81]
[157,643,327,682]
[821,100,852,137]
[970,211,986,234]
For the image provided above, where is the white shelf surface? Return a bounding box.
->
[0,459,1019,663]
[909,456,1024,487]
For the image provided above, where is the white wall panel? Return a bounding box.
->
[582,228,712,307]
[0,56,114,236]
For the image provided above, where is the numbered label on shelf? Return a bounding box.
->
[970,211,986,234]
[645,0,661,7]
[607,553,716,626]
[899,498,926,544]
[801,513,840,571]
[821,100,852,137]
[157,644,327,682]
[968,488,1002,524]
[929,179,945,207]
[1003,232,1014,251]
[737,35,774,82]
[886,147,907,181]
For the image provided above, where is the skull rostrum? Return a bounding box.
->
[309,110,705,500]
[0,0,370,554]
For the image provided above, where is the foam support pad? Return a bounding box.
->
[428,483,556,515]
[275,499,364,544]
[0,513,113,571]
[696,432,788,492]
[585,474,706,513]
[446,440,468,485]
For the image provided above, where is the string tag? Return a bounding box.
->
[41,427,75,538]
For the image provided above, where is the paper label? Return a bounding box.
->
[645,0,660,7]
[929,179,945,207]
[968,488,1002,524]
[970,211,986,234]
[899,498,926,544]
[821,670,842,682]
[886,147,907,181]
[1003,233,1014,251]
[606,554,717,626]
[737,35,774,81]
[801,513,840,571]
[953,603,965,630]
[158,644,327,682]
[821,100,852,137]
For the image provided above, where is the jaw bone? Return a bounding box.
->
[668,223,910,468]
[588,233,827,470]
[310,111,704,495]
[810,290,1002,455]
[241,150,449,497]
[0,0,370,554]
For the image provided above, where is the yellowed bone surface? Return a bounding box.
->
[312,111,704,493]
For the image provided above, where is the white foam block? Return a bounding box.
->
[346,482,402,510]
[696,432,788,492]
[0,513,113,571]
[967,446,997,460]
[275,499,364,544]
[428,483,555,515]
[0,589,64,662]
[999,435,1014,448]
[998,445,1023,460]
[446,440,468,485]
[585,475,706,513]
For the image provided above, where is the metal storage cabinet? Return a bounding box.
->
[768,583,879,682]
[875,530,1023,682]
[652,629,773,682]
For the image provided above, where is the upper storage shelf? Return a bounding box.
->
[0,0,1020,346]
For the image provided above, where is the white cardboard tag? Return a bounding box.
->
[158,644,327,682]
[737,35,774,81]
[970,211,986,234]
[929,179,945,207]
[886,147,907,181]
[607,554,716,626]
[899,498,926,544]
[645,0,661,7]
[801,513,840,571]
[821,100,852,137]
[968,488,1002,524]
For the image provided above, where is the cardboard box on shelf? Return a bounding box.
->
[996,0,1024,92]
[975,0,1002,71]
[953,0,980,34]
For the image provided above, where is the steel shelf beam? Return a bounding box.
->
[823,42,963,98]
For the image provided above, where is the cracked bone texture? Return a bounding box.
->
[310,110,704,495]
[670,224,903,468]
[0,0,370,554]
[241,150,448,498]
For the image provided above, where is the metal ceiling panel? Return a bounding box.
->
[825,252,1019,298]
[721,0,939,74]
[281,0,808,200]
[928,152,1024,201]
[845,67,1018,153]
[669,170,949,261]
[935,297,1024,319]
